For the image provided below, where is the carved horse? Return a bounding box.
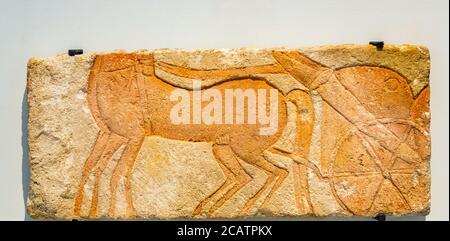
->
[74,50,425,218]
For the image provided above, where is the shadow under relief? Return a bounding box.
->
[22,90,31,221]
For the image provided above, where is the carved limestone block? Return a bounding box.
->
[27,45,431,219]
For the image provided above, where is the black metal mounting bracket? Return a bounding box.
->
[68,49,84,56]
[369,41,384,51]
[373,213,386,221]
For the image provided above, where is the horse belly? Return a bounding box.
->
[148,79,287,150]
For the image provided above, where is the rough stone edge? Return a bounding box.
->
[25,44,431,220]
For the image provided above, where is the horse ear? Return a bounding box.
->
[272,51,330,89]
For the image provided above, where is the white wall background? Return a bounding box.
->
[0,0,448,221]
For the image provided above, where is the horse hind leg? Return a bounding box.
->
[259,158,289,209]
[239,153,288,216]
[193,144,235,216]
[207,145,252,215]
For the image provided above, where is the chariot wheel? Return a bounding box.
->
[329,118,430,216]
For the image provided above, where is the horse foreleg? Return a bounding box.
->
[87,133,124,218]
[74,131,109,217]
[109,136,144,218]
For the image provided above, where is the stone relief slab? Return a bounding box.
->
[26,45,431,219]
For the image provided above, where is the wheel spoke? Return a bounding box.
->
[388,169,417,174]
[333,171,381,178]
